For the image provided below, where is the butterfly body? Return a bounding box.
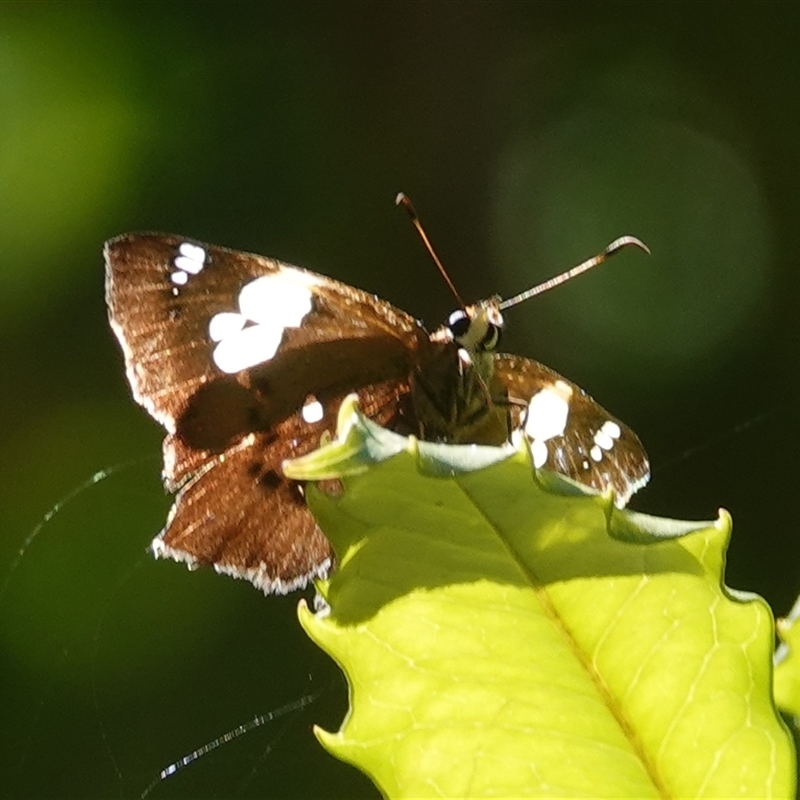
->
[106,233,649,594]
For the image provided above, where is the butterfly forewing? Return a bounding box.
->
[495,354,649,506]
[105,233,423,435]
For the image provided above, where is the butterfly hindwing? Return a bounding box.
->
[156,417,333,594]
[154,378,411,593]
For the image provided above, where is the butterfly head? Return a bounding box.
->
[442,298,504,355]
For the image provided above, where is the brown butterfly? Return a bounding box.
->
[105,216,649,594]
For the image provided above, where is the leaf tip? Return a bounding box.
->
[313,724,341,755]
[716,507,733,531]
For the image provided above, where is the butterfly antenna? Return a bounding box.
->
[396,192,466,308]
[498,235,650,310]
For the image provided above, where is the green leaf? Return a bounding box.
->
[285,397,795,799]
[775,596,800,718]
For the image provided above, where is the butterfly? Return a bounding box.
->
[105,219,649,594]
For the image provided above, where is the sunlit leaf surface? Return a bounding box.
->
[287,397,794,799]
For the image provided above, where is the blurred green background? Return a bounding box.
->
[1,1,798,797]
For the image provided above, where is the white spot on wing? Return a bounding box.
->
[590,445,603,462]
[171,242,207,285]
[524,383,574,470]
[174,255,204,274]
[525,386,570,441]
[302,396,324,424]
[592,419,620,454]
[208,312,245,342]
[531,438,548,468]
[179,242,206,262]
[237,274,312,323]
[594,430,614,451]
[209,270,315,374]
[212,325,285,374]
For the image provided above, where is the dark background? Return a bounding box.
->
[1,2,798,798]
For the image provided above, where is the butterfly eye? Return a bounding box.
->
[480,323,501,351]
[447,309,471,340]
